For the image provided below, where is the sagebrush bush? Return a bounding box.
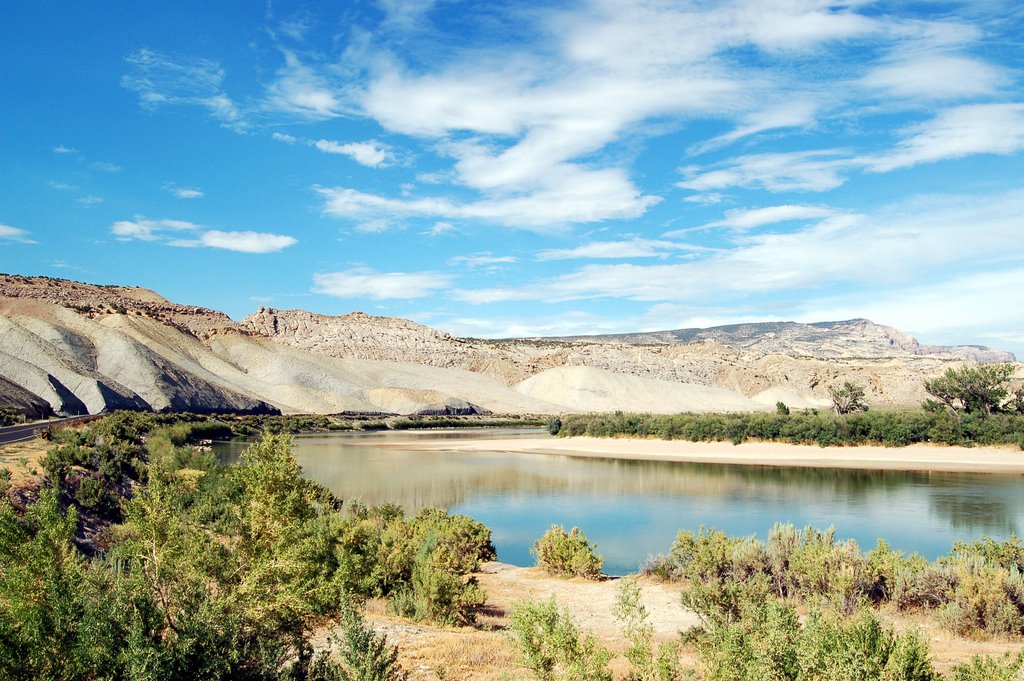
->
[532,525,604,579]
[507,597,612,681]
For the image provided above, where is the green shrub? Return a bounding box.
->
[304,602,409,680]
[614,577,686,681]
[389,538,486,626]
[532,525,604,579]
[949,652,1024,681]
[507,597,612,681]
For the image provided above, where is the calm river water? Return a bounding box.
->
[215,429,1024,575]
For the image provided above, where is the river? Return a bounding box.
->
[215,429,1024,575]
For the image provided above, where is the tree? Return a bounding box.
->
[923,363,1015,415]
[828,382,867,415]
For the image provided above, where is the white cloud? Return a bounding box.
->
[454,188,1024,304]
[111,217,198,241]
[169,230,297,253]
[354,219,392,233]
[314,139,393,167]
[174,188,204,199]
[272,132,297,144]
[312,268,454,300]
[316,176,660,231]
[672,204,839,235]
[48,181,77,191]
[536,239,698,261]
[678,150,851,193]
[680,104,1024,193]
[690,101,820,155]
[377,0,437,31]
[92,162,122,173]
[425,221,454,236]
[77,196,104,206]
[52,145,77,154]
[865,103,1024,172]
[0,223,36,244]
[111,218,292,253]
[860,53,1004,100]
[265,51,343,120]
[683,193,723,205]
[448,253,518,268]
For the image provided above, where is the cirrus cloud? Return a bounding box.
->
[313,268,454,300]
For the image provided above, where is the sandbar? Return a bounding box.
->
[391,435,1024,474]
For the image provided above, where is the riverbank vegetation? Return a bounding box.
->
[551,409,1024,448]
[3,411,1024,679]
[552,363,1024,448]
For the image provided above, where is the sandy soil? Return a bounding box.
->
[393,436,1024,473]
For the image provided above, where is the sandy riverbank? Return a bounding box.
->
[390,435,1024,473]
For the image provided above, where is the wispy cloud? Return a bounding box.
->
[122,48,248,131]
[666,204,839,236]
[52,145,77,154]
[865,103,1024,172]
[111,217,295,253]
[314,139,393,167]
[860,53,1005,100]
[0,223,37,244]
[313,268,454,300]
[112,217,199,241]
[164,182,205,199]
[448,253,518,268]
[454,188,1024,304]
[264,50,344,120]
[76,196,104,207]
[536,239,697,261]
[92,161,122,173]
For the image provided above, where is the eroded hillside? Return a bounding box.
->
[1,274,1017,417]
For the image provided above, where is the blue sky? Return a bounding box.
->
[2,0,1023,355]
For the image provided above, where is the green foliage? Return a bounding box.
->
[948,652,1024,681]
[389,530,487,626]
[657,524,1024,639]
[776,401,790,416]
[554,408,1024,448]
[828,381,868,415]
[532,525,604,579]
[306,603,409,681]
[686,581,936,681]
[924,363,1015,415]
[507,597,612,681]
[614,577,686,681]
[0,408,26,426]
[0,491,122,679]
[547,416,563,435]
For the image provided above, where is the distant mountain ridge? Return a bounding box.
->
[0,274,1018,417]
[550,318,1015,363]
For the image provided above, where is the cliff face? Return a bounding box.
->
[0,275,1018,417]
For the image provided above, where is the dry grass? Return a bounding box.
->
[0,437,49,488]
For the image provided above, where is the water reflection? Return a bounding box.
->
[214,430,1024,575]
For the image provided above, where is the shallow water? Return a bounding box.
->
[215,429,1024,575]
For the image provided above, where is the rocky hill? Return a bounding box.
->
[554,319,1016,363]
[0,274,1018,418]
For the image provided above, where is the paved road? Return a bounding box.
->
[0,416,94,446]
